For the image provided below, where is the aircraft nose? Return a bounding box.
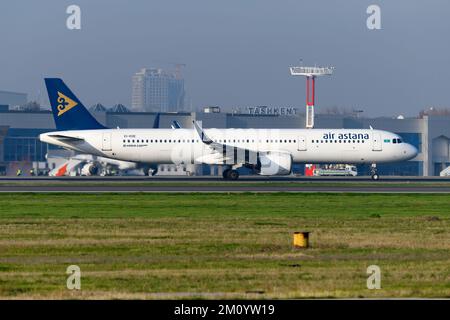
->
[403,144,418,160]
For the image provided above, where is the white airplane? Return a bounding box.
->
[40,78,418,180]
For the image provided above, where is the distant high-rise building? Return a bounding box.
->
[132,68,185,112]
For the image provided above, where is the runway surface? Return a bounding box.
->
[1,185,450,193]
[1,175,450,182]
[1,176,450,193]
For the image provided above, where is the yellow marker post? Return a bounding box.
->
[293,231,310,249]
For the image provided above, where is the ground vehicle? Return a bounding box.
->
[313,164,358,176]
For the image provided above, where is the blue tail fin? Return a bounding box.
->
[44,78,106,130]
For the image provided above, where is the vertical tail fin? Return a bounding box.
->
[44,78,106,130]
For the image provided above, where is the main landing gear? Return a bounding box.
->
[144,167,158,176]
[222,168,239,180]
[370,163,379,181]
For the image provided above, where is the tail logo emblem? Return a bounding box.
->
[57,92,78,116]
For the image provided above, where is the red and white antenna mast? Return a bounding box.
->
[290,65,334,128]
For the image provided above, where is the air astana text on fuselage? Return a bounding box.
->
[322,132,369,140]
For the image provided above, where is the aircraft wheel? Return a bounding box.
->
[222,169,230,179]
[371,173,379,181]
[228,170,239,181]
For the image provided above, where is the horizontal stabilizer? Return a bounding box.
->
[48,134,85,142]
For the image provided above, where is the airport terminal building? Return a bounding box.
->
[0,105,449,176]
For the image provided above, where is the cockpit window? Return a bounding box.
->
[392,138,403,144]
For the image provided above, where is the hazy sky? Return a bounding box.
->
[1,1,449,117]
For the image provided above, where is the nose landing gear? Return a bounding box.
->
[371,163,379,180]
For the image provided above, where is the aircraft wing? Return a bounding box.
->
[192,121,258,165]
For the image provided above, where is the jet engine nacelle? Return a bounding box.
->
[257,152,292,176]
[81,163,99,176]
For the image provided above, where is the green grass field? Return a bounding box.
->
[0,193,449,299]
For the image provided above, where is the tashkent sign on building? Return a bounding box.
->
[247,106,298,116]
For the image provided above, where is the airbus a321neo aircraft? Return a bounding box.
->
[40,78,418,180]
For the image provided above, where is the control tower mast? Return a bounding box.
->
[290,65,334,128]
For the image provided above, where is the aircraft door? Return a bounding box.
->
[102,133,112,151]
[372,133,382,151]
[298,136,307,151]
